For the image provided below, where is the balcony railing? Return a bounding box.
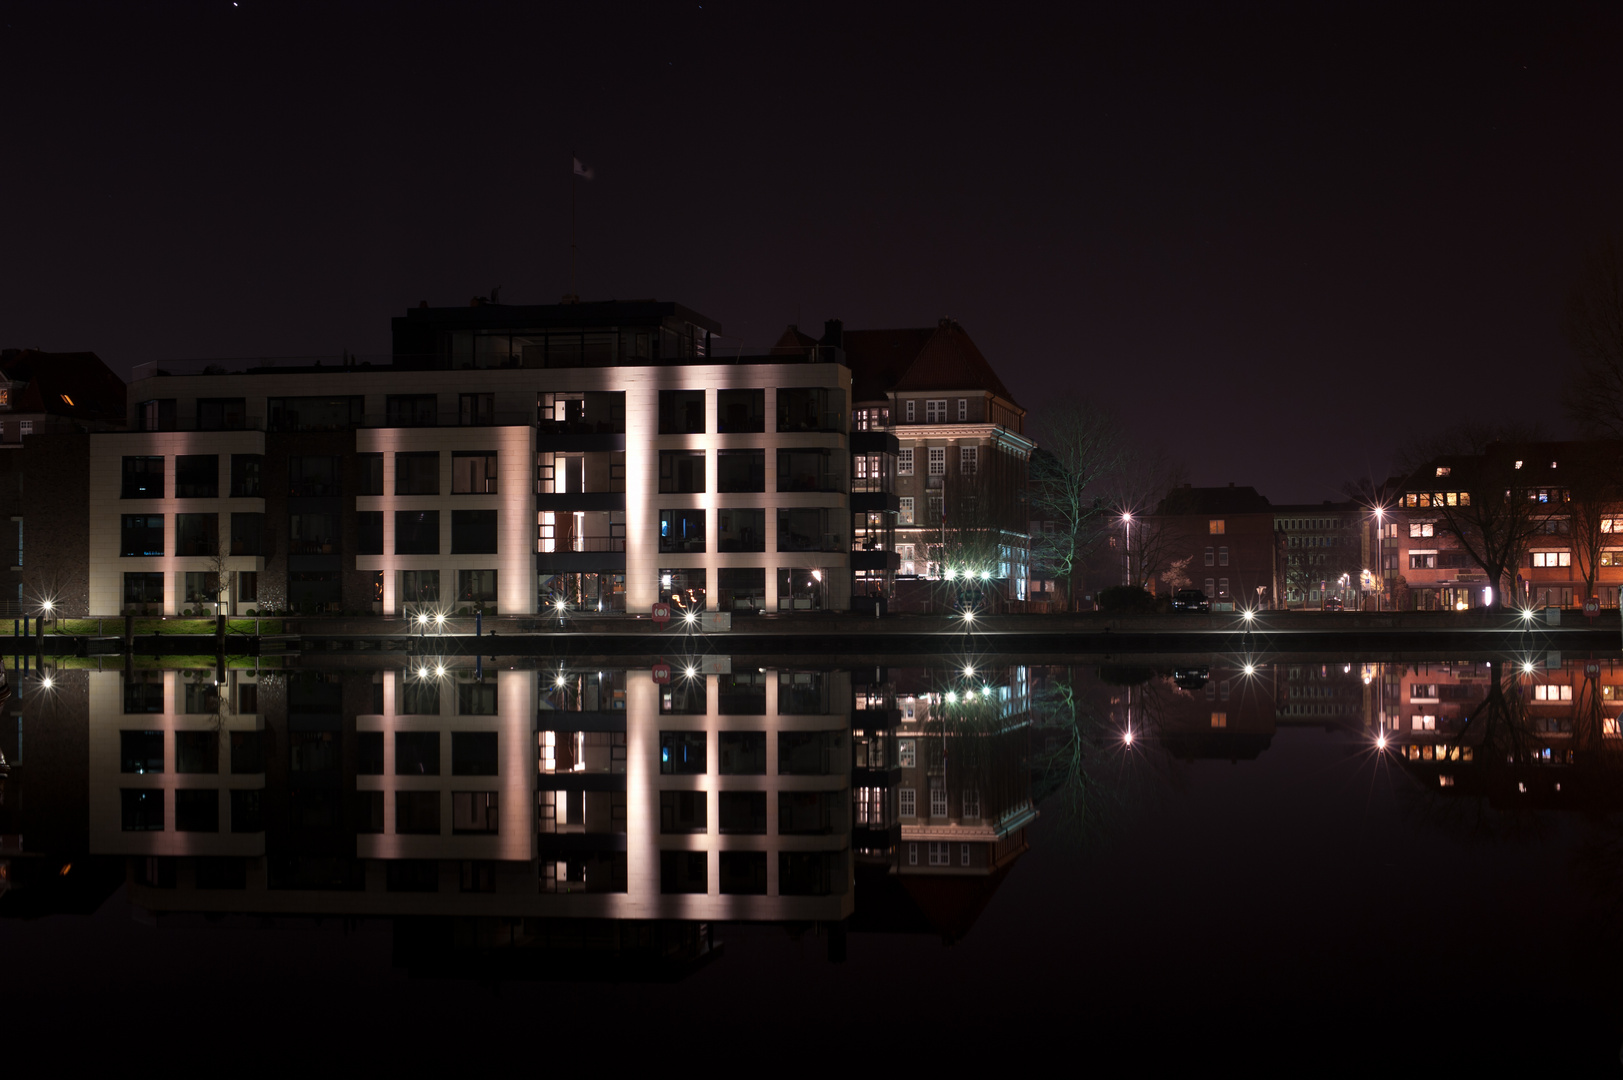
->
[135,417,267,433]
[540,535,626,553]
[362,411,535,428]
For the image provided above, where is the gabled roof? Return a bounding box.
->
[844,319,1019,409]
[1156,484,1272,516]
[0,349,126,422]
[769,325,820,356]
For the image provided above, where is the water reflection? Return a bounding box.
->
[2,649,1621,972]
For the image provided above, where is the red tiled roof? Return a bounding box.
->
[846,319,1019,408]
[0,349,126,422]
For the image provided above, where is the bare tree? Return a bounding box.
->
[1028,401,1127,610]
[1106,446,1189,591]
[1564,234,1623,439]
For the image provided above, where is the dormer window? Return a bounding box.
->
[59,393,74,407]
[1551,461,1558,469]
[0,388,9,408]
[1435,466,1450,477]
[1514,460,1523,469]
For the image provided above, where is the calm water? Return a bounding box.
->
[2,649,1618,1066]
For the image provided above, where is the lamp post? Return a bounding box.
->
[1373,507,1385,612]
[1121,511,1133,587]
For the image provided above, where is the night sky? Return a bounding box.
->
[4,2,1620,502]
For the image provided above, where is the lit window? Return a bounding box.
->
[1210,711,1227,728]
[1411,715,1436,731]
[1209,519,1225,535]
[899,497,915,525]
[1531,551,1571,568]
[898,739,916,767]
[960,446,977,474]
[60,394,74,407]
[897,448,914,476]
[1409,522,1434,538]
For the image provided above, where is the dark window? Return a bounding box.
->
[778,730,843,775]
[196,398,246,431]
[452,732,497,775]
[659,730,706,773]
[138,399,176,432]
[357,791,384,834]
[719,731,767,774]
[718,672,768,715]
[175,455,219,498]
[401,569,440,604]
[659,850,707,894]
[718,791,767,833]
[289,730,339,779]
[120,730,164,772]
[237,682,258,714]
[395,731,441,775]
[460,860,497,893]
[538,390,625,433]
[451,510,497,554]
[230,730,264,773]
[385,859,440,891]
[230,454,262,498]
[386,395,439,427]
[395,792,441,834]
[457,681,497,715]
[779,567,826,609]
[779,851,841,896]
[358,452,384,495]
[659,450,705,493]
[183,570,220,608]
[230,789,263,832]
[717,508,765,553]
[237,571,258,602]
[658,509,705,553]
[395,510,440,555]
[123,572,164,605]
[288,455,339,496]
[459,393,495,426]
[452,451,497,494]
[660,675,707,715]
[659,790,707,833]
[717,449,765,492]
[779,672,832,714]
[121,789,164,831]
[124,677,164,713]
[396,452,439,495]
[658,389,706,434]
[175,731,218,774]
[779,790,837,834]
[776,387,845,433]
[397,679,440,715]
[356,511,383,555]
[458,569,497,604]
[175,513,218,556]
[452,791,499,833]
[120,514,164,557]
[288,511,336,555]
[717,388,765,433]
[230,513,264,556]
[353,733,383,778]
[720,851,767,894]
[176,789,220,832]
[182,678,220,714]
[122,457,164,499]
[718,566,766,610]
[777,448,839,492]
[267,396,362,433]
[777,508,837,552]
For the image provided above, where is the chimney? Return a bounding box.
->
[821,319,844,349]
[417,300,428,309]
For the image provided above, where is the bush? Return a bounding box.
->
[1096,586,1156,615]
[245,608,257,616]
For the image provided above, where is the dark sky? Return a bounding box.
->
[4,1,1620,501]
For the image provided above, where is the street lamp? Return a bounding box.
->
[1121,511,1133,587]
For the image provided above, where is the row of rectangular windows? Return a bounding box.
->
[895,447,976,476]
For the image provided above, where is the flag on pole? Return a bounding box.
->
[573,157,594,180]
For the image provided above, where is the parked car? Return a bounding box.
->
[1322,596,1345,611]
[1172,589,1211,613]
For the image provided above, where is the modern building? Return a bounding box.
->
[1271,501,1366,609]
